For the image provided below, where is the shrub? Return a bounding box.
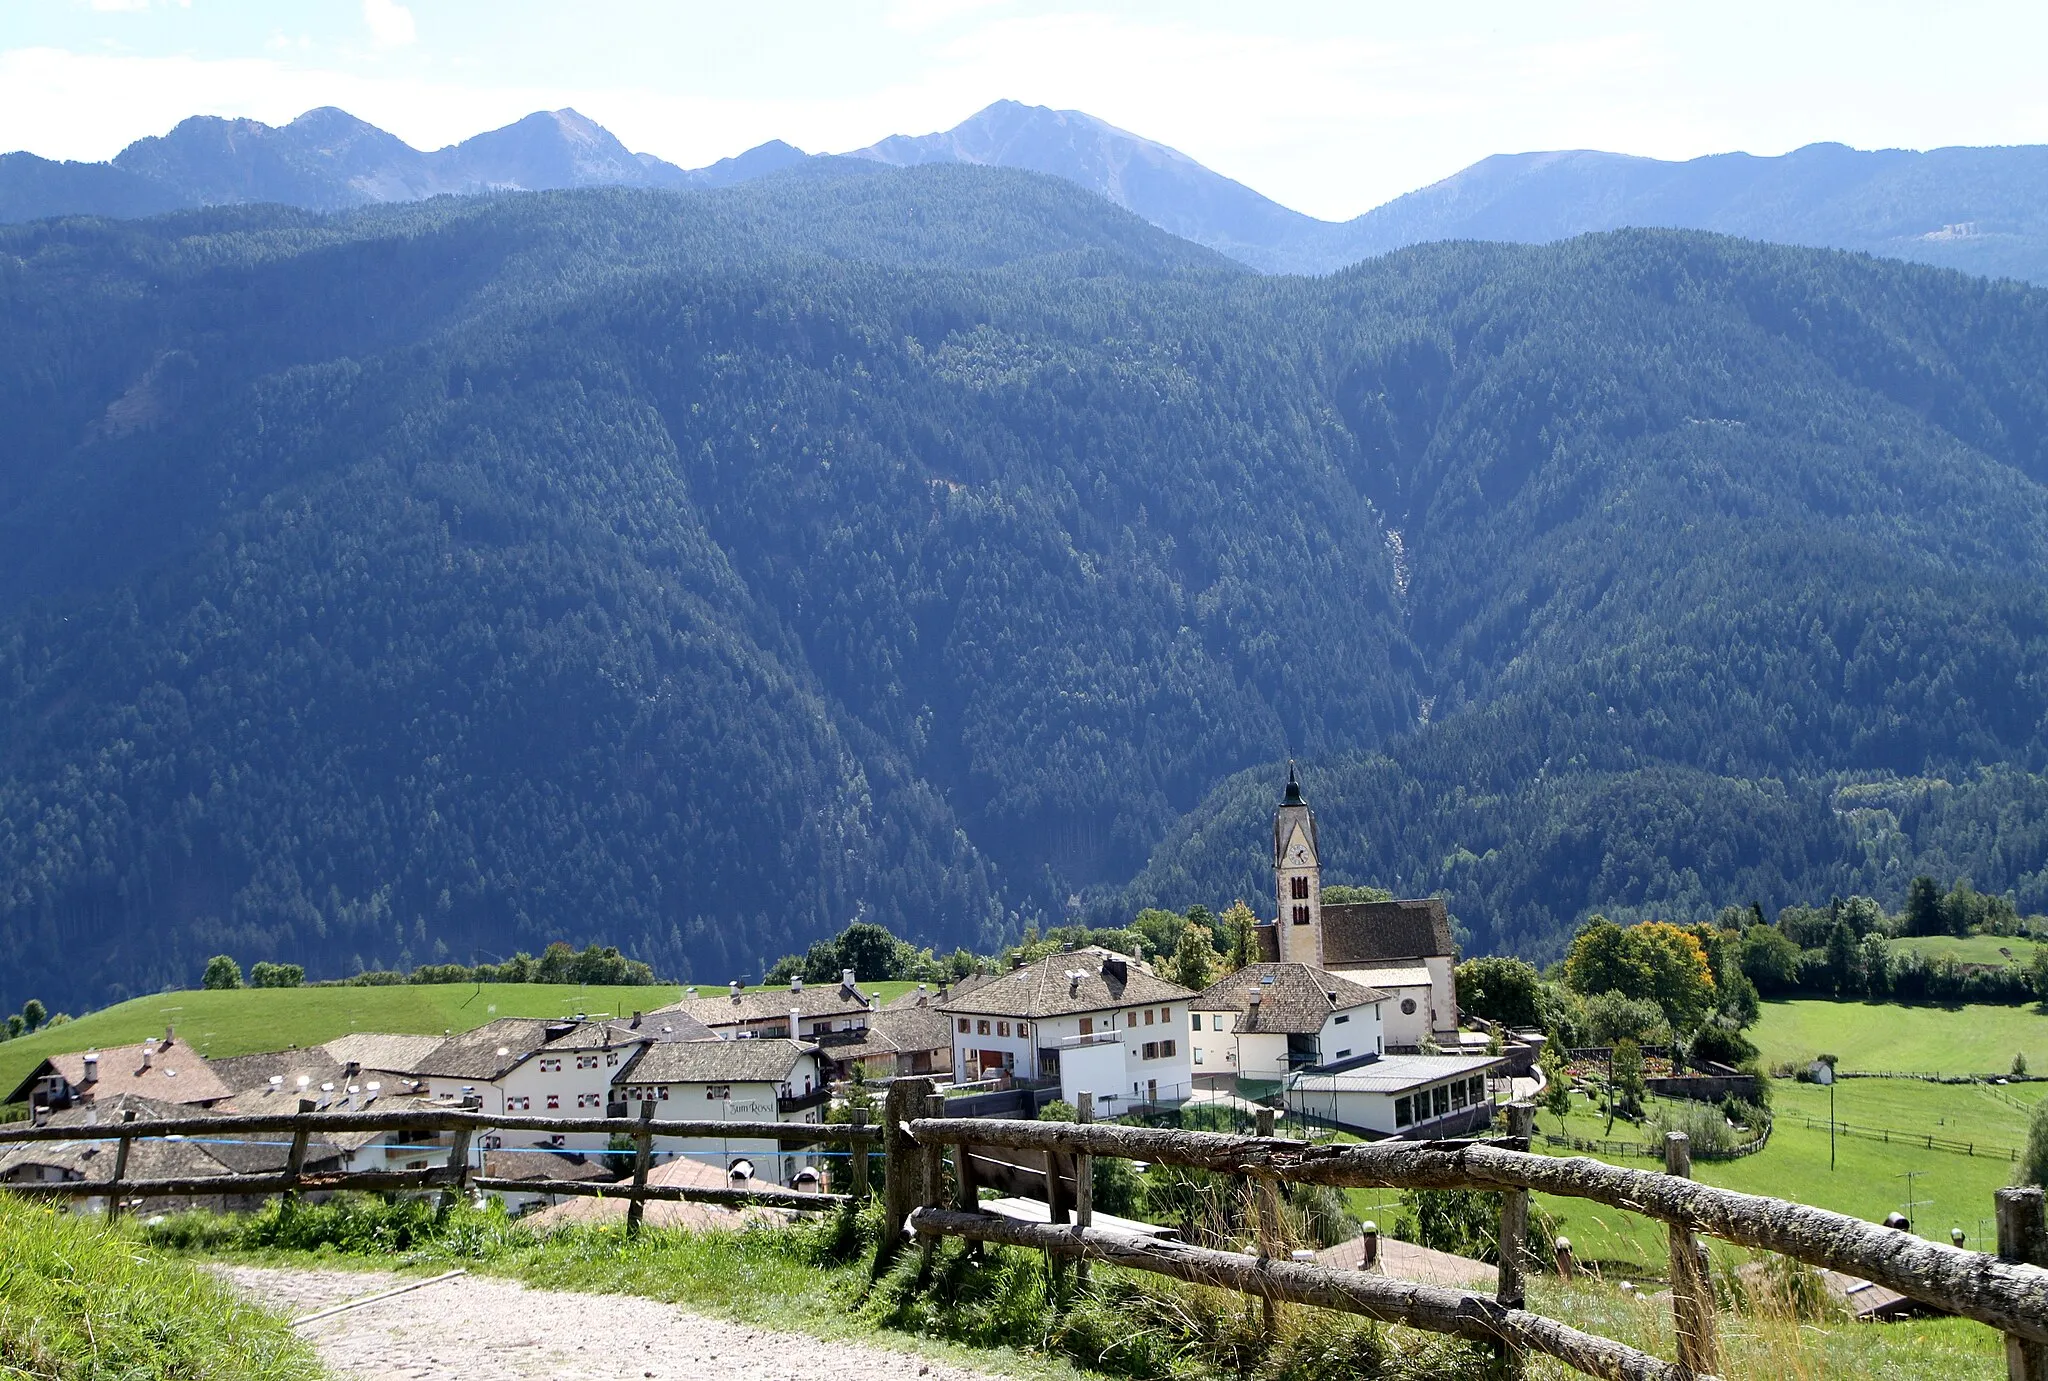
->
[200,955,243,989]
[1646,1098,1737,1156]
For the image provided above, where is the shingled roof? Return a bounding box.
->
[936,948,1193,1019]
[618,1037,818,1085]
[1321,899,1455,966]
[652,979,872,1030]
[1190,963,1389,1035]
[4,1037,233,1108]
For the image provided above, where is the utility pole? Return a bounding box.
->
[1898,1170,1927,1229]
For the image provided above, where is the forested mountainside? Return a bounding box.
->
[4,163,2048,1015]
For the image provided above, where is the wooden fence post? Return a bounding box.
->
[106,1108,136,1222]
[624,1099,655,1237]
[916,1093,950,1285]
[870,1076,932,1280]
[1497,1101,1535,1376]
[281,1097,316,1217]
[1074,1092,1094,1288]
[1255,1106,1282,1331]
[1664,1131,1720,1377]
[1997,1187,2048,1381]
[850,1106,871,1202]
[436,1096,479,1223]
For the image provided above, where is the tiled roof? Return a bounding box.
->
[210,1048,347,1098]
[1189,963,1388,1035]
[652,982,872,1029]
[1320,899,1455,965]
[1337,964,1433,991]
[825,1004,952,1064]
[410,1018,581,1081]
[6,1038,234,1108]
[0,1093,344,1181]
[935,949,1193,1020]
[618,1037,816,1085]
[481,1148,616,1183]
[321,1033,447,1074]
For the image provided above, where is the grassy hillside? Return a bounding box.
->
[1886,933,2039,966]
[1751,999,2048,1074]
[0,1193,320,1379]
[0,978,922,1110]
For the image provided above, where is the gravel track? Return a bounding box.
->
[218,1265,1005,1381]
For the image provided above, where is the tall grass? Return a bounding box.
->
[0,1193,321,1381]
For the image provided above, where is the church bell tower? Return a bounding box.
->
[1273,764,1322,966]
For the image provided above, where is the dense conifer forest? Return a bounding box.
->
[4,161,2048,1013]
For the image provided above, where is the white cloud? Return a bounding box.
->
[362,0,416,49]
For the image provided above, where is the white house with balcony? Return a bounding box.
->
[611,1036,831,1187]
[937,948,1196,1114]
[1187,962,1388,1088]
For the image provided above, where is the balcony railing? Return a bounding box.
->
[1059,1030,1123,1048]
[777,1086,832,1114]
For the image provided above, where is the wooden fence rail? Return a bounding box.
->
[900,1109,2048,1380]
[2,1104,875,1228]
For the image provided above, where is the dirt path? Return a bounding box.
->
[218,1265,1006,1381]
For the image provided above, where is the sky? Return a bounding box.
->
[3,0,2047,220]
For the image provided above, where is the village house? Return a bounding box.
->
[652,970,876,1043]
[1259,768,1461,1049]
[611,1036,831,1186]
[937,948,1196,1113]
[4,1029,233,1115]
[1187,962,1387,1089]
[819,987,954,1080]
[210,1047,449,1176]
[1283,1052,1509,1138]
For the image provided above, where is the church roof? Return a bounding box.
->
[1320,899,1455,965]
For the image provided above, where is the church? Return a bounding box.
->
[1254,767,1461,1051]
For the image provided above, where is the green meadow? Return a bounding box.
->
[1,978,923,1111]
[1885,934,2040,966]
[1750,998,2048,1074]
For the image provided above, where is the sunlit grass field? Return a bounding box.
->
[1750,998,2048,1074]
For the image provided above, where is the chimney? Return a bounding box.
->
[81,1052,99,1085]
[30,1105,48,1128]
[631,1010,642,1029]
[790,1007,803,1041]
[163,1024,175,1049]
[790,974,803,994]
[841,967,856,992]
[345,1061,361,1079]
[139,1048,153,1071]
[730,980,743,1006]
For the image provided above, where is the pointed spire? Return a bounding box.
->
[1283,760,1304,807]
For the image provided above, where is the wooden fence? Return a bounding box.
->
[0,1103,879,1231]
[867,1076,2048,1381]
[16,1084,2048,1380]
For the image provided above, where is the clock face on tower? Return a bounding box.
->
[1285,841,1312,868]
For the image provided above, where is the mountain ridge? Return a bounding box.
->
[9,101,2048,283]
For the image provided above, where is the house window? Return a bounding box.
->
[1194,1048,1205,1065]
[1144,1010,1154,1026]
[707,1084,730,1100]
[1432,1085,1450,1117]
[997,1022,1010,1037]
[977,1020,991,1036]
[577,1055,598,1069]
[1127,1011,1139,1026]
[1469,1077,1486,1104]
[1017,1023,1028,1038]
[1079,1016,1093,1035]
[1142,1042,1159,1059]
[507,1096,531,1111]
[577,1093,600,1109]
[1191,1014,1202,1031]
[546,1094,561,1110]
[1292,905,1309,924]
[1333,1014,1349,1025]
[1395,1096,1413,1127]
[606,1052,619,1066]
[958,1018,970,1034]
[1291,876,1310,900]
[1160,1007,1170,1021]
[1216,1014,1229,1032]
[1159,1040,1176,1058]
[659,1086,669,1100]
[539,1058,561,1073]
[1335,1049,1351,1060]
[1450,1081,1468,1109]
